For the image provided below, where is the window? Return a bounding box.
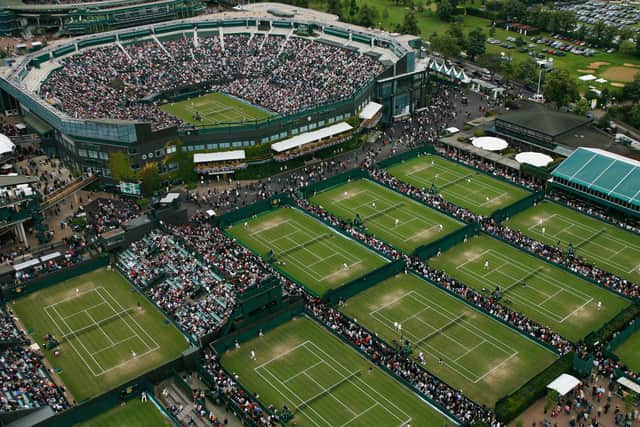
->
[166,145,176,154]
[99,152,109,160]
[78,149,88,158]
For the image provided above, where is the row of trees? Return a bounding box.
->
[430,25,487,60]
[325,0,420,34]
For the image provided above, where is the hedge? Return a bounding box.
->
[585,303,640,348]
[494,352,575,423]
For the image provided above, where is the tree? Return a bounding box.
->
[349,0,359,18]
[447,24,466,48]
[502,0,526,22]
[140,162,161,195]
[544,68,579,108]
[623,72,640,102]
[636,34,640,58]
[619,40,635,56]
[358,4,379,28]
[401,11,420,35]
[108,151,136,182]
[437,0,455,22]
[327,0,341,15]
[466,27,486,60]
[431,32,461,57]
[544,389,559,413]
[574,98,590,116]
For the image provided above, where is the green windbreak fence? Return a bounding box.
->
[492,191,546,222]
[8,256,109,299]
[211,299,304,354]
[413,223,480,259]
[376,145,436,169]
[302,168,368,198]
[323,259,405,305]
[606,319,640,353]
[215,193,293,228]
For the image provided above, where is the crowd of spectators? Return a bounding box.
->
[201,349,280,426]
[118,230,234,339]
[15,156,74,198]
[0,346,69,413]
[13,235,88,285]
[70,197,142,237]
[40,34,383,130]
[0,307,27,345]
[0,123,19,138]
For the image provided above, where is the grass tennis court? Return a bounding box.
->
[614,328,640,372]
[340,273,557,407]
[309,179,465,253]
[77,398,173,427]
[386,155,530,216]
[160,92,274,126]
[428,235,630,341]
[228,207,388,296]
[12,268,190,401]
[505,201,640,283]
[221,316,454,427]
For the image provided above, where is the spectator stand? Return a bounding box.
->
[193,151,247,177]
[271,122,353,162]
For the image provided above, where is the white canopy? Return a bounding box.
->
[617,377,640,394]
[193,150,245,164]
[14,258,40,271]
[472,136,508,151]
[516,152,554,167]
[547,374,581,396]
[271,122,353,153]
[159,193,180,204]
[595,78,608,84]
[578,74,597,81]
[205,209,216,217]
[40,251,62,262]
[445,127,460,134]
[359,102,383,120]
[0,134,15,156]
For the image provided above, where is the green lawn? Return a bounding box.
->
[505,201,640,284]
[160,92,274,127]
[309,179,465,253]
[221,316,454,427]
[428,234,630,341]
[614,327,640,373]
[386,154,530,216]
[76,398,173,427]
[227,207,388,297]
[12,268,191,402]
[340,273,558,407]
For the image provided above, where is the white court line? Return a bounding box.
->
[84,308,115,346]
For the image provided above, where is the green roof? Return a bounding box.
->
[551,148,640,208]
[496,103,590,137]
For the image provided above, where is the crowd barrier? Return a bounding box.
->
[606,318,639,354]
[491,191,545,222]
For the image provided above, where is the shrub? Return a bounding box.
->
[473,128,486,137]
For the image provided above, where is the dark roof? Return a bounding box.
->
[0,175,39,187]
[496,102,591,137]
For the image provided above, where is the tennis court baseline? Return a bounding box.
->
[428,234,630,341]
[386,155,530,216]
[221,316,454,427]
[309,179,465,253]
[340,273,557,407]
[227,207,389,296]
[505,201,640,283]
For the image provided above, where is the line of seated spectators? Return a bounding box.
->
[0,344,68,413]
[13,235,87,285]
[40,34,383,130]
[0,307,28,345]
[70,197,142,238]
[117,230,234,339]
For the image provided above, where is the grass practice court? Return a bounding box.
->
[386,155,530,216]
[221,317,453,427]
[77,398,173,427]
[12,268,190,401]
[505,201,640,283]
[160,92,274,126]
[429,235,630,341]
[340,273,557,406]
[614,328,640,372]
[309,179,465,253]
[228,207,388,296]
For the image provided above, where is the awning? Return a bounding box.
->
[547,374,581,396]
[206,209,216,217]
[359,102,383,120]
[445,127,460,134]
[617,377,640,394]
[193,150,246,164]
[271,122,353,153]
[159,193,180,204]
[0,134,15,155]
[14,258,41,271]
[40,251,62,262]
[515,152,554,167]
[472,136,508,151]
[578,74,597,81]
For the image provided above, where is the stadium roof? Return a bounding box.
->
[496,102,591,137]
[271,122,353,153]
[0,175,39,188]
[551,147,640,207]
[193,150,246,164]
